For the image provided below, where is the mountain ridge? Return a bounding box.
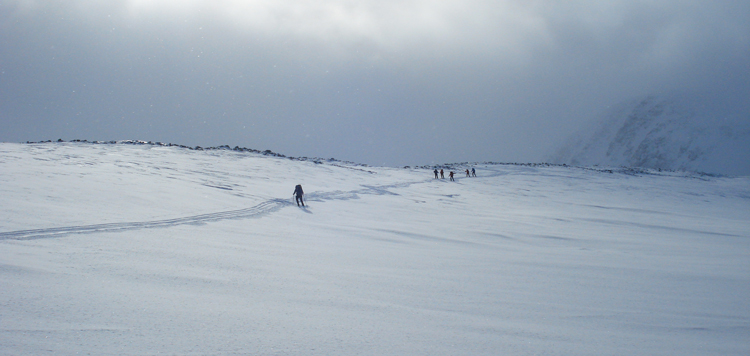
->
[550,92,750,176]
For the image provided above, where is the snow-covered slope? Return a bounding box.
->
[551,92,750,176]
[1,142,749,355]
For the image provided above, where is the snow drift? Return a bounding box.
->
[551,91,750,176]
[1,141,749,355]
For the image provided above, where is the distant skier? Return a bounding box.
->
[434,169,439,179]
[440,169,445,179]
[471,168,476,177]
[293,184,305,207]
[449,171,455,181]
[465,169,470,177]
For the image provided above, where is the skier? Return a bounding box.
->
[465,169,470,177]
[440,169,445,179]
[471,168,476,177]
[449,171,455,181]
[293,184,305,207]
[434,169,439,179]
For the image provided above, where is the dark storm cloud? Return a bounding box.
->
[2,0,748,166]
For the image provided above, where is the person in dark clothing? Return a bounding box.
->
[434,169,439,179]
[449,171,455,181]
[293,184,305,207]
[471,168,476,177]
[440,169,445,179]
[465,169,470,177]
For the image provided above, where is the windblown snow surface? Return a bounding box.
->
[1,142,749,355]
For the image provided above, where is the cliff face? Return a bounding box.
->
[551,93,750,176]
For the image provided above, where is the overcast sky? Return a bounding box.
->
[2,0,748,166]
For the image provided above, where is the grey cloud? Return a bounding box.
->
[1,0,748,166]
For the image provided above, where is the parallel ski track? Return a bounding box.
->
[0,181,427,241]
[0,199,289,241]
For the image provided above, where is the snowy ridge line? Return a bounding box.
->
[22,140,726,177]
[415,161,723,178]
[23,139,372,169]
[0,199,291,241]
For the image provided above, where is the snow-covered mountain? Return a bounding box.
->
[551,92,750,176]
[1,142,749,355]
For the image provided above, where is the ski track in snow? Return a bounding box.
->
[0,162,714,242]
[0,199,288,241]
[0,181,426,241]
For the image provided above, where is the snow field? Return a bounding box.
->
[1,142,748,355]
